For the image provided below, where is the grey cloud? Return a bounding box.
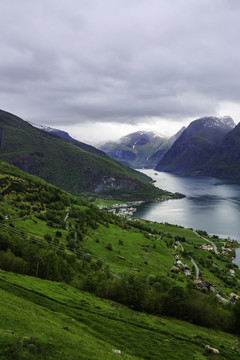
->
[0,0,240,126]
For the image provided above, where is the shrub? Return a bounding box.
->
[106,243,113,251]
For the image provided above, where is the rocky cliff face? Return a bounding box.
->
[87,171,143,193]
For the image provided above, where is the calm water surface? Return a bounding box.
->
[134,170,240,265]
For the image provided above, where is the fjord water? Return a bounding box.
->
[134,170,240,265]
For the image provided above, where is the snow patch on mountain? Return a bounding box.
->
[28,121,58,133]
[201,116,235,129]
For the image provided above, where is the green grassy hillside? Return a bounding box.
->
[1,160,240,358]
[1,270,240,360]
[0,110,173,201]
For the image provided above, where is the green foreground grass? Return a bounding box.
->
[1,270,240,360]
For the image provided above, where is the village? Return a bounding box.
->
[98,202,240,305]
[171,237,239,304]
[98,201,144,218]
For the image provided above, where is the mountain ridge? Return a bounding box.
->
[98,128,185,169]
[156,116,236,175]
[204,122,240,179]
[0,109,170,200]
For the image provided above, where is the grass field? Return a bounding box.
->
[1,270,240,360]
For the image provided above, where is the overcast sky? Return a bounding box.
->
[1,0,240,143]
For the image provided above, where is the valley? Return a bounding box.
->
[1,112,240,359]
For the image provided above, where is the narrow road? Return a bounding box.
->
[193,230,218,254]
[191,258,199,279]
[111,272,122,279]
[177,241,184,252]
[216,294,229,305]
[64,212,69,222]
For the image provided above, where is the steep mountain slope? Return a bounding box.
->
[156,116,235,175]
[0,109,168,200]
[29,121,110,160]
[149,127,186,165]
[206,122,240,179]
[98,130,185,169]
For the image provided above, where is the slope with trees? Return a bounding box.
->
[0,109,173,201]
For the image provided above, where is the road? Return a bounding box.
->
[193,230,218,254]
[64,212,69,222]
[216,294,229,304]
[176,241,184,252]
[191,258,199,279]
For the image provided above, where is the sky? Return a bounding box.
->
[1,0,240,144]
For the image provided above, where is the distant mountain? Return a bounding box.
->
[98,129,185,169]
[156,116,235,175]
[0,109,172,200]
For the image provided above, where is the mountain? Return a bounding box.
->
[28,121,110,160]
[156,116,235,175]
[98,129,185,169]
[205,122,240,179]
[0,109,171,200]
[149,127,186,165]
[28,121,74,140]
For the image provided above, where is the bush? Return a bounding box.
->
[106,243,113,251]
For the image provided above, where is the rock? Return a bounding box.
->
[112,349,121,354]
[205,345,219,354]
[63,326,70,331]
[62,326,74,333]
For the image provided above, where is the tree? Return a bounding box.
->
[44,234,52,243]
[164,285,189,318]
[106,243,113,251]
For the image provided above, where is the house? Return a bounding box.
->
[171,266,180,274]
[230,293,240,302]
[184,265,191,276]
[184,269,191,276]
[229,269,235,277]
[200,244,213,251]
[174,259,183,267]
[194,279,207,289]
